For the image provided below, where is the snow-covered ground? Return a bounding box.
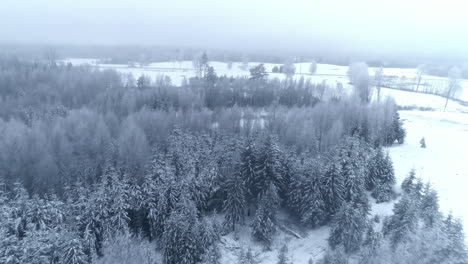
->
[219,214,330,264]
[387,111,468,228]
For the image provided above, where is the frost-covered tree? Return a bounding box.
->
[277,244,290,264]
[238,247,259,264]
[321,158,345,218]
[61,237,87,264]
[309,60,318,74]
[252,183,280,249]
[321,246,349,264]
[348,62,371,103]
[445,66,462,110]
[249,64,268,80]
[254,135,284,196]
[223,171,246,231]
[401,169,417,194]
[162,198,200,264]
[382,194,418,247]
[359,225,382,263]
[419,183,441,227]
[240,55,249,71]
[415,64,426,92]
[368,150,395,203]
[96,234,158,264]
[373,67,384,102]
[282,59,296,79]
[329,202,368,253]
[441,214,468,263]
[288,166,326,227]
[193,51,209,77]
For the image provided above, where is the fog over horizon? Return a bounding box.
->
[1,0,467,60]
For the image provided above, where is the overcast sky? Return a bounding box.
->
[1,0,466,58]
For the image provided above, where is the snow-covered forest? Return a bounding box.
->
[1,0,468,263]
[0,54,466,264]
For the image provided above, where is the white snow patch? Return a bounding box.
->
[386,110,468,229]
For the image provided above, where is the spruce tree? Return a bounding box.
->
[321,158,345,218]
[328,202,368,253]
[392,112,406,144]
[382,194,418,247]
[162,198,199,264]
[419,183,441,227]
[367,150,395,203]
[240,139,258,211]
[223,171,246,232]
[288,166,326,227]
[238,247,259,264]
[61,237,87,264]
[321,246,349,264]
[442,214,468,263]
[254,135,284,196]
[277,244,290,264]
[401,169,417,194]
[252,183,279,249]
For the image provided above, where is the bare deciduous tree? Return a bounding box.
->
[309,60,317,74]
[445,66,462,110]
[348,62,371,103]
[415,64,426,92]
[374,67,384,102]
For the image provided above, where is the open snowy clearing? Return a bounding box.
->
[387,110,468,228]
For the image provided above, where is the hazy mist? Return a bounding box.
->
[1,0,467,59]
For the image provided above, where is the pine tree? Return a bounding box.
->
[252,183,279,249]
[254,135,284,196]
[420,137,426,148]
[321,158,345,218]
[238,247,259,264]
[382,194,418,247]
[337,138,367,204]
[328,202,368,253]
[441,214,468,263]
[288,166,326,227]
[223,171,246,231]
[419,183,441,227]
[195,217,220,263]
[365,148,384,191]
[401,169,417,195]
[359,225,382,263]
[61,237,87,264]
[370,152,395,203]
[277,244,290,264]
[162,198,200,264]
[392,112,406,144]
[240,139,258,211]
[321,246,349,264]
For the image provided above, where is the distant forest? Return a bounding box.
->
[2,44,468,77]
[0,57,465,264]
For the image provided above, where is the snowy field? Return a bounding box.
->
[387,111,468,228]
[62,58,468,103]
